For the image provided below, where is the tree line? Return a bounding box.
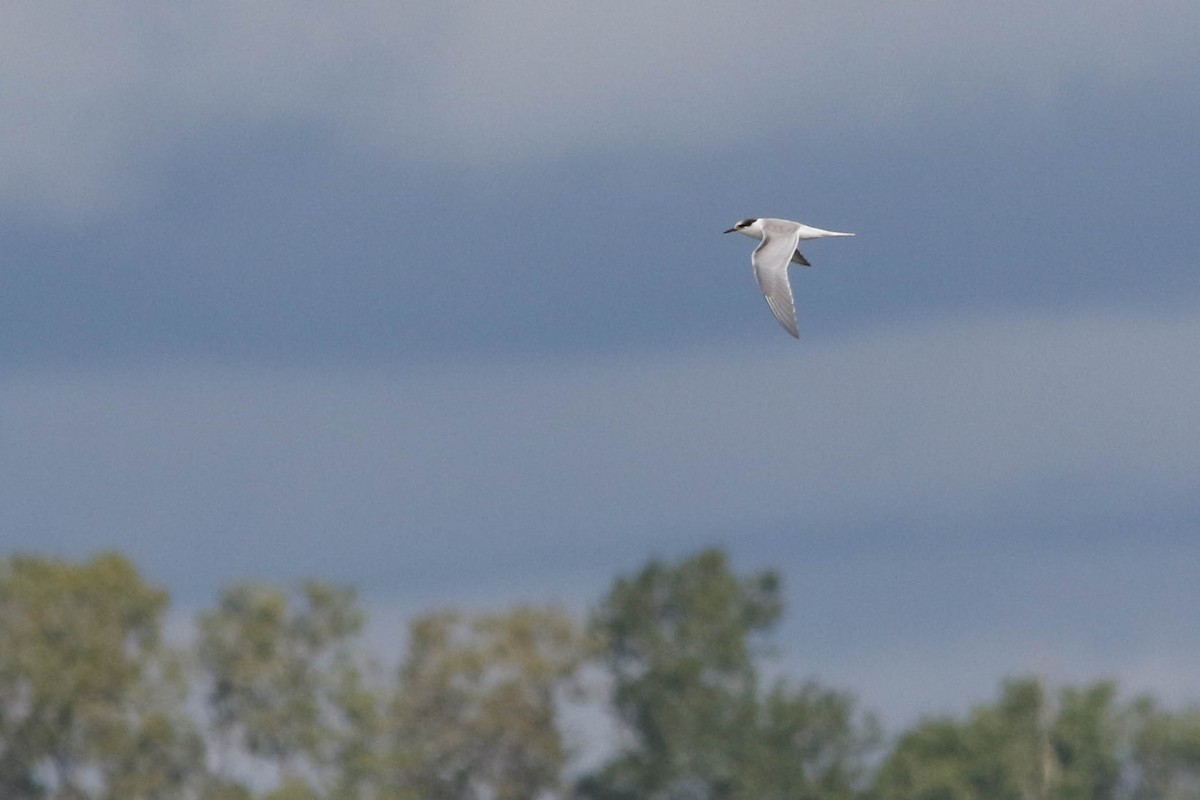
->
[1,548,1198,800]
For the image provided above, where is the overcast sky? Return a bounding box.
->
[3,1,1199,730]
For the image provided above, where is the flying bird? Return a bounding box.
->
[724,217,854,338]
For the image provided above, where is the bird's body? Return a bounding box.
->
[724,217,854,338]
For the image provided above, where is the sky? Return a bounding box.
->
[3,1,1200,734]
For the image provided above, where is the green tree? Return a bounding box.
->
[1129,699,1200,800]
[384,606,587,800]
[1052,683,1122,800]
[0,553,202,799]
[874,678,1122,800]
[745,680,877,799]
[579,547,873,800]
[197,580,376,798]
[102,711,206,800]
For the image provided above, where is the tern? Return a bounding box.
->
[724,217,854,338]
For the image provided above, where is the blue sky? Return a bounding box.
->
[3,1,1199,729]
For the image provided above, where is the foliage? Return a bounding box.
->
[1129,699,1200,800]
[197,580,375,797]
[874,678,1123,800]
[579,547,874,800]
[3,548,1200,800]
[385,606,587,800]
[0,552,201,799]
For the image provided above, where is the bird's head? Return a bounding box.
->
[723,218,762,238]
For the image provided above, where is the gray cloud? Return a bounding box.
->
[3,304,1196,585]
[5,1,1198,217]
[6,304,1198,721]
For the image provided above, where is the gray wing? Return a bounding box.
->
[751,227,804,338]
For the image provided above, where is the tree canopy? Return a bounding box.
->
[0,548,1196,800]
[580,548,873,800]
